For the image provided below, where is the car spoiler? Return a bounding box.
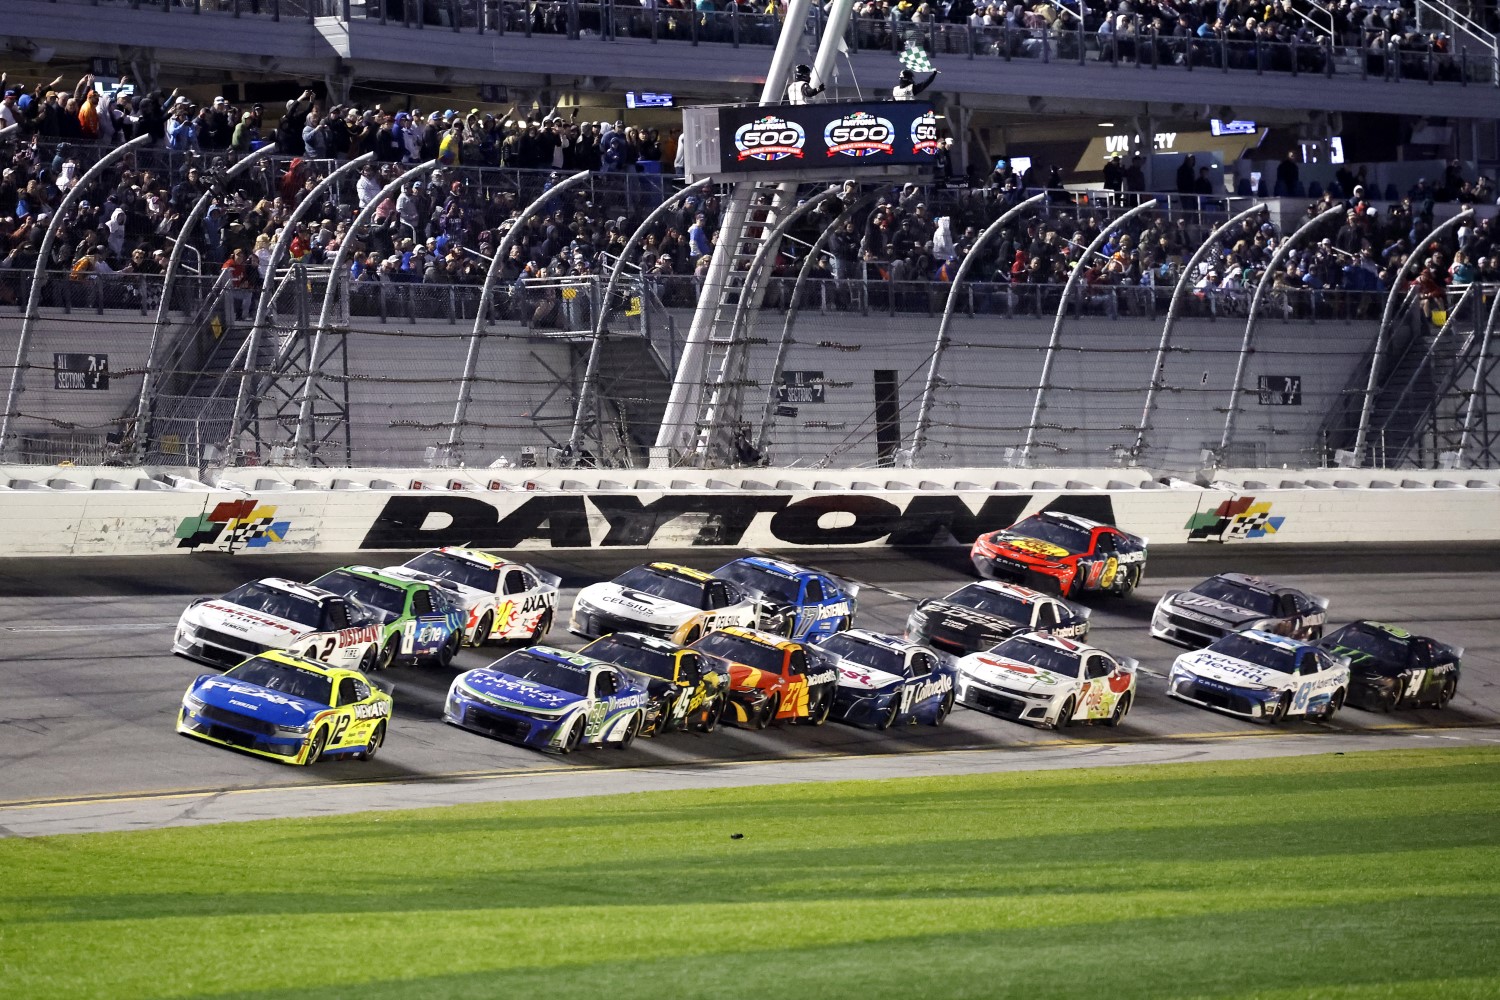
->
[1065,600,1093,621]
[1116,655,1140,674]
[525,565,563,590]
[368,676,396,697]
[829,575,861,601]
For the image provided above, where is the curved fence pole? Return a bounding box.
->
[568,177,713,455]
[0,134,151,459]
[0,124,19,141]
[1352,209,1474,464]
[1218,205,1346,462]
[1022,198,1158,467]
[756,190,883,455]
[443,169,592,466]
[224,152,375,463]
[135,142,279,463]
[1456,281,1500,465]
[295,158,439,462]
[1131,200,1264,463]
[908,192,1048,465]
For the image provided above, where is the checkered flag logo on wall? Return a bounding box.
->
[899,43,937,75]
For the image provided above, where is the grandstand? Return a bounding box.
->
[1,0,1497,474]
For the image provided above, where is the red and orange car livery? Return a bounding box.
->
[689,626,838,729]
[970,512,1147,598]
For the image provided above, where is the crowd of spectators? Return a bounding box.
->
[0,66,1487,327]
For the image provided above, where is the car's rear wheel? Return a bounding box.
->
[304,728,328,766]
[1054,697,1075,730]
[358,722,386,761]
[358,646,378,674]
[613,712,642,750]
[436,631,460,668]
[1104,692,1131,727]
[560,716,585,754]
[377,637,398,671]
[807,689,832,726]
[698,695,723,734]
[879,698,901,730]
[473,612,493,647]
[531,611,553,643]
[683,625,702,645]
[759,694,779,729]
[1437,677,1456,709]
[1386,685,1403,712]
[1116,565,1141,597]
[930,690,955,727]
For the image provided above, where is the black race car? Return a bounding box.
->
[579,631,730,734]
[1151,573,1327,649]
[905,580,1089,657]
[1319,621,1462,712]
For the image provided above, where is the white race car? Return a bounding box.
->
[570,562,762,644]
[954,631,1137,729]
[1168,629,1350,723]
[173,578,386,671]
[383,546,560,646]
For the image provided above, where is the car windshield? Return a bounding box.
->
[1189,578,1279,615]
[402,550,500,594]
[221,581,330,629]
[614,566,706,609]
[1007,515,1091,552]
[494,651,590,695]
[311,570,408,622]
[1327,624,1409,673]
[988,636,1082,678]
[582,636,676,681]
[943,583,1033,622]
[713,561,800,603]
[225,657,333,705]
[818,634,905,675]
[1207,633,1300,673]
[693,632,785,673]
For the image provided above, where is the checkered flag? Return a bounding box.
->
[899,43,937,75]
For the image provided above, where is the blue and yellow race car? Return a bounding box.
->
[177,649,394,765]
[444,645,654,753]
[711,556,858,640]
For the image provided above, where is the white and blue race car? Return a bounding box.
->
[444,645,652,753]
[1167,629,1350,724]
[810,629,955,729]
[711,556,858,640]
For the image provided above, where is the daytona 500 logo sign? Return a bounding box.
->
[735,115,806,162]
[824,111,895,158]
[910,111,939,155]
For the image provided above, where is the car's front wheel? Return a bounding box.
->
[1104,692,1131,727]
[358,722,385,761]
[303,727,328,766]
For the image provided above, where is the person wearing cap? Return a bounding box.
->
[202,96,232,150]
[165,98,200,152]
[275,89,316,156]
[0,89,17,129]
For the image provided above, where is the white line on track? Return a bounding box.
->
[2,623,174,633]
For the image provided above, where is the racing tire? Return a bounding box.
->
[1319,688,1344,723]
[613,712,643,750]
[758,694,779,730]
[835,616,851,634]
[1385,687,1402,712]
[304,728,328,766]
[807,689,832,727]
[1104,692,1131,727]
[531,611,553,643]
[683,625,702,645]
[559,716,585,754]
[376,637,398,671]
[358,645,378,674]
[1054,697,1075,731]
[473,612,493,648]
[436,631,460,669]
[1437,678,1456,709]
[929,690,955,727]
[879,698,901,731]
[358,722,386,761]
[1116,565,1141,598]
[1307,625,1324,641]
[1266,693,1292,725]
[698,695,724,734]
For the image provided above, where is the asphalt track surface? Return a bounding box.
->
[2,543,1498,837]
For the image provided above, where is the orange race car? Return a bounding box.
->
[689,626,838,729]
[970,511,1148,599]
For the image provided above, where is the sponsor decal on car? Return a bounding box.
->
[353,701,390,720]
[900,675,952,713]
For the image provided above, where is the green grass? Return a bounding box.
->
[3,748,1499,1000]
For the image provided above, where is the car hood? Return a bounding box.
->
[190,675,329,728]
[580,583,695,625]
[920,601,1029,637]
[835,662,905,693]
[380,566,482,606]
[459,669,582,713]
[1175,650,1290,689]
[183,600,314,644]
[1163,592,1264,626]
[984,533,1075,561]
[958,652,1074,693]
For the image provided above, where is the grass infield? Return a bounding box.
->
[2,747,1498,999]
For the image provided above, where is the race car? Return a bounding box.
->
[570,562,761,644]
[689,626,838,728]
[1151,573,1327,649]
[177,649,393,765]
[710,555,858,640]
[174,577,389,672]
[810,629,956,729]
[444,645,652,753]
[954,632,1137,729]
[580,631,730,734]
[905,580,1090,657]
[1319,621,1462,712]
[383,546,560,646]
[970,511,1147,598]
[1167,629,1350,723]
[309,565,466,667]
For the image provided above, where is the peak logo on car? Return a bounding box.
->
[734,115,806,162]
[824,111,894,158]
[910,110,939,155]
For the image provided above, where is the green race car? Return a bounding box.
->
[309,565,466,668]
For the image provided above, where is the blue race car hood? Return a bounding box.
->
[460,668,582,713]
[191,675,330,728]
